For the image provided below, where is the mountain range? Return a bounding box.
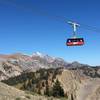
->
[0,52,89,81]
[0,52,100,100]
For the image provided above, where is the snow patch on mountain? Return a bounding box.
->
[32,52,45,57]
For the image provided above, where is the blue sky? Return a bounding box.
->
[0,0,100,65]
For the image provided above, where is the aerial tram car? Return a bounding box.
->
[66,21,84,46]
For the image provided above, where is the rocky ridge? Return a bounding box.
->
[0,52,82,81]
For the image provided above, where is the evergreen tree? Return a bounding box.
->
[52,79,64,97]
[71,94,74,100]
[45,85,50,96]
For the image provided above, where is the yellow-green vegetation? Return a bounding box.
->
[16,97,21,100]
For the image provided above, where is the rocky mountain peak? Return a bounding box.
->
[32,52,44,57]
